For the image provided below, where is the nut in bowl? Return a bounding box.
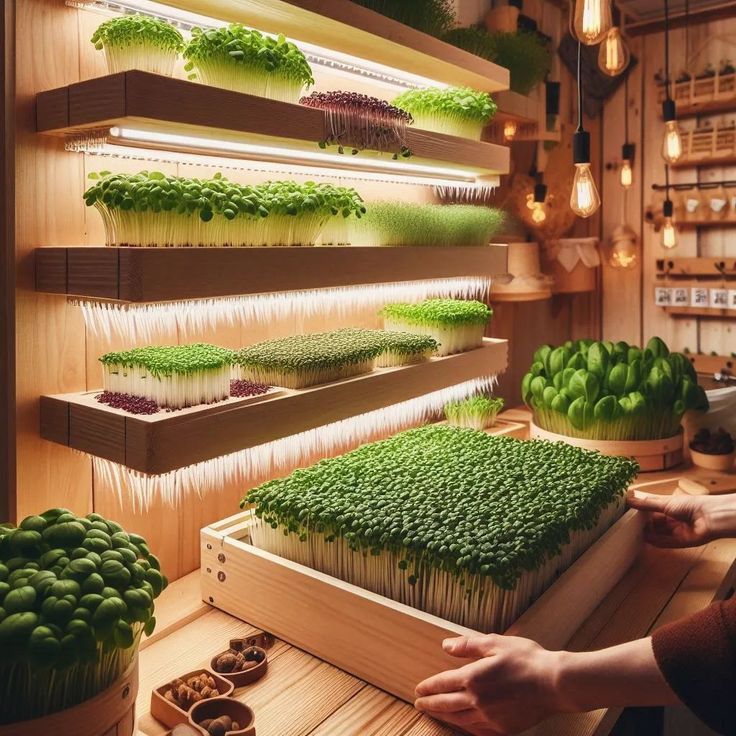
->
[190,697,256,736]
[211,645,268,687]
[689,428,736,472]
[150,670,234,727]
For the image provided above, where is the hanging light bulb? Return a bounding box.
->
[531,203,547,223]
[661,198,677,249]
[570,131,601,218]
[661,103,683,163]
[599,27,630,76]
[620,143,635,189]
[531,181,548,223]
[572,0,612,45]
[608,224,638,269]
[503,120,518,141]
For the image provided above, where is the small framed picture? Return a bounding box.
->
[655,287,672,306]
[729,290,736,310]
[710,288,728,308]
[691,287,709,307]
[671,287,689,306]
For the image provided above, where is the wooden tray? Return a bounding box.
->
[0,657,138,736]
[530,422,684,472]
[200,510,643,704]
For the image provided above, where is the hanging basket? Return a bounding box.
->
[0,658,138,736]
[544,237,600,293]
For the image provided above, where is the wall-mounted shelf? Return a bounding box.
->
[35,244,509,302]
[36,72,509,178]
[161,0,509,93]
[489,290,552,303]
[656,257,736,277]
[663,306,734,318]
[657,73,736,118]
[40,338,508,474]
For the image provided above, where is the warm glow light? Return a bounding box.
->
[107,126,489,186]
[531,203,547,223]
[608,224,638,269]
[662,120,683,163]
[620,160,633,188]
[570,163,601,218]
[598,27,630,76]
[661,217,678,249]
[573,0,612,45]
[503,120,518,141]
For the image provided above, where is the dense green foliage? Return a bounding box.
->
[351,202,505,247]
[522,337,710,440]
[374,330,439,356]
[443,28,552,95]
[91,14,184,52]
[246,425,639,589]
[84,171,365,247]
[183,25,313,101]
[380,299,492,328]
[99,344,232,377]
[445,395,504,429]
[350,0,456,37]
[0,509,166,722]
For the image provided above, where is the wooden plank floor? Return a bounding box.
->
[137,445,736,736]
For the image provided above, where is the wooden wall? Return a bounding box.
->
[14,0,600,580]
[600,17,736,354]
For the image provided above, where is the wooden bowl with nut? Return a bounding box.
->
[151,670,235,728]
[190,698,256,736]
[210,643,268,687]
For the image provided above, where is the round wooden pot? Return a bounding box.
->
[0,657,138,736]
[544,238,599,294]
[530,422,684,472]
[690,448,735,472]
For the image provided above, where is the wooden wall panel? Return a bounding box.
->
[15,0,91,520]
[601,18,736,356]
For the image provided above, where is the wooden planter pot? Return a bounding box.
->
[530,422,684,472]
[0,658,138,736]
[544,238,599,294]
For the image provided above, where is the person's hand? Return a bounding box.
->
[414,634,563,735]
[627,490,736,548]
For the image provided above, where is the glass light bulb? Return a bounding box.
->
[526,193,536,210]
[598,27,630,76]
[608,225,638,268]
[503,120,517,141]
[661,217,677,249]
[662,120,683,163]
[620,159,633,188]
[531,203,547,223]
[573,0,612,45]
[570,163,601,218]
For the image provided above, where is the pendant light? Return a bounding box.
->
[661,165,677,249]
[503,120,518,141]
[599,26,630,76]
[572,0,612,45]
[661,0,683,163]
[620,75,635,189]
[532,171,548,223]
[570,42,601,218]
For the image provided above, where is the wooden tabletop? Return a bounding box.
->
[136,432,736,736]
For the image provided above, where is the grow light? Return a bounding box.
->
[71,0,448,92]
[105,126,481,185]
[76,277,493,344]
[93,376,496,508]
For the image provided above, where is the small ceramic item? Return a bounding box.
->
[690,428,735,472]
[190,697,256,736]
[690,448,735,471]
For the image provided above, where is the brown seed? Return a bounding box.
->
[200,720,213,729]
[215,652,237,672]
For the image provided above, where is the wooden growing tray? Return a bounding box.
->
[40,339,508,474]
[200,510,644,704]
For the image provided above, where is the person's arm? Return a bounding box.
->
[414,492,736,735]
[414,634,679,735]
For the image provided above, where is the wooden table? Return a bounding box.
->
[136,423,736,736]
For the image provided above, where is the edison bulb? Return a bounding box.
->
[661,218,677,249]
[662,120,683,163]
[599,27,630,76]
[570,163,601,218]
[503,120,517,141]
[531,203,547,223]
[573,0,612,45]
[620,160,633,188]
[608,224,638,269]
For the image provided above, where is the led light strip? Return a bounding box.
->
[67,0,447,91]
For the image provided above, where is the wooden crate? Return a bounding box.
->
[200,510,643,704]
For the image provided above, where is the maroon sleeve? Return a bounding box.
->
[652,596,736,734]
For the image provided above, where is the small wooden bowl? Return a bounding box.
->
[690,448,735,472]
[210,646,268,687]
[150,670,234,728]
[190,697,256,736]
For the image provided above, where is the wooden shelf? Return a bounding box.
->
[161,0,509,94]
[36,72,510,177]
[663,306,734,318]
[671,153,736,169]
[489,289,552,303]
[656,256,736,277]
[40,339,508,474]
[35,244,509,302]
[688,353,735,375]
